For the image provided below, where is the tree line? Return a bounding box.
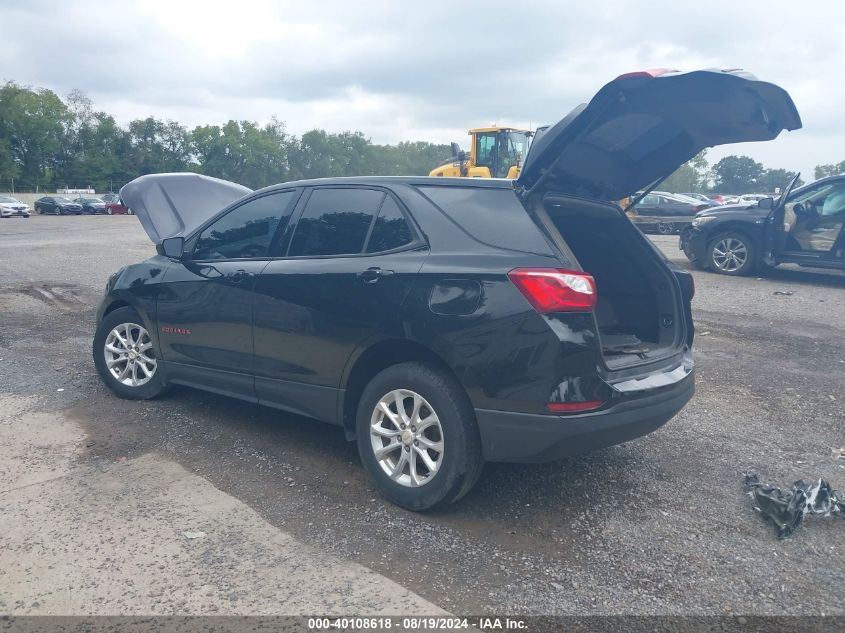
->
[0,82,451,193]
[2,81,842,195]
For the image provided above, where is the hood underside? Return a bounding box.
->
[120,173,252,243]
[518,69,802,201]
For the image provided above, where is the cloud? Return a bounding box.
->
[2,0,844,178]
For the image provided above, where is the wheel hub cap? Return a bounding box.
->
[370,389,445,488]
[713,238,747,272]
[103,322,156,387]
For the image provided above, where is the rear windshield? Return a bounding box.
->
[416,186,551,254]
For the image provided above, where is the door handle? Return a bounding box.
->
[357,267,394,284]
[227,269,254,284]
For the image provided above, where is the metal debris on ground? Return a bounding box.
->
[743,472,845,538]
[772,290,794,296]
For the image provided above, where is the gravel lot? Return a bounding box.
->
[1,214,843,616]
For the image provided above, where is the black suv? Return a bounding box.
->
[681,175,845,275]
[94,69,800,510]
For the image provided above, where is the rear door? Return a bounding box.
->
[252,186,427,423]
[157,189,299,399]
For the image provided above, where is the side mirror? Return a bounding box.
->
[158,236,185,259]
[758,197,774,210]
[450,142,462,158]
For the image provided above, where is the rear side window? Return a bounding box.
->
[194,191,296,260]
[416,186,551,254]
[289,188,385,257]
[366,196,414,253]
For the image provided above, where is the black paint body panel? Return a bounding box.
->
[97,177,695,462]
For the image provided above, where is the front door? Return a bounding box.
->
[252,187,427,423]
[766,178,845,264]
[157,189,300,399]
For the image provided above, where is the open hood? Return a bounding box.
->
[120,173,252,243]
[517,69,802,200]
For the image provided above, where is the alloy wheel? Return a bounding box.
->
[712,237,748,272]
[103,322,157,387]
[369,389,444,487]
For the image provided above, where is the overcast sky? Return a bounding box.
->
[2,0,843,181]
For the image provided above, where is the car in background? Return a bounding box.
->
[681,174,845,275]
[736,193,770,205]
[101,193,120,204]
[0,195,31,218]
[74,196,108,214]
[34,196,83,215]
[630,191,713,234]
[680,193,722,206]
[104,200,133,215]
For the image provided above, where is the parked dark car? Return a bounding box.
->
[681,175,845,275]
[34,196,83,215]
[74,196,107,214]
[631,192,712,234]
[93,69,800,510]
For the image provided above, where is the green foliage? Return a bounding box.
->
[0,82,453,193]
[759,168,803,192]
[814,161,845,180]
[712,155,765,194]
[0,81,69,188]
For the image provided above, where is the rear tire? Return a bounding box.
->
[356,362,483,511]
[707,231,756,276]
[93,306,167,400]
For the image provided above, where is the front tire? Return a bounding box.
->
[356,362,483,511]
[708,231,756,276]
[93,307,166,400]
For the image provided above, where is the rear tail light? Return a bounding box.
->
[547,401,605,413]
[508,268,597,313]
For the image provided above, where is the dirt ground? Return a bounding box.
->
[1,214,843,616]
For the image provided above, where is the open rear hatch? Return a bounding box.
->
[518,68,801,368]
[518,68,801,200]
[120,173,252,243]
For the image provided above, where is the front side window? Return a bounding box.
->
[288,188,384,257]
[366,196,414,253]
[194,191,296,260]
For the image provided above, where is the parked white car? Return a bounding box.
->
[736,193,770,205]
[0,195,31,218]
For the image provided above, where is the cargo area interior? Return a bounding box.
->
[538,196,681,368]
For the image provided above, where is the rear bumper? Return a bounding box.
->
[474,371,694,463]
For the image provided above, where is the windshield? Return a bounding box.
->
[0,195,18,203]
[79,197,103,203]
[56,197,74,203]
[499,132,530,177]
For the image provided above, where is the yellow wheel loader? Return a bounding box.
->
[429,126,532,179]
